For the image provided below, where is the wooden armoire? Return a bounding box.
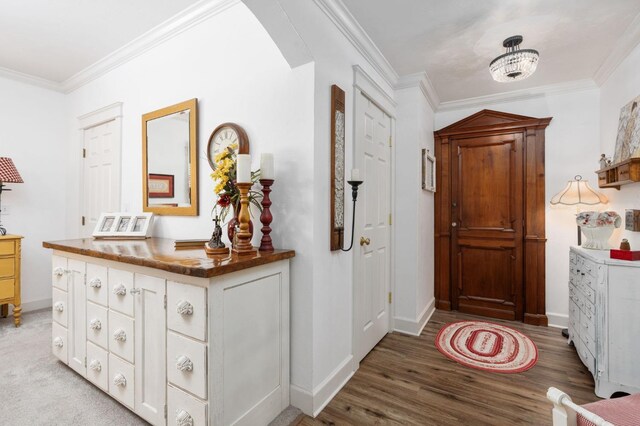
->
[434,110,552,325]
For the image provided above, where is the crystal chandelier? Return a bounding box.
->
[489,35,539,82]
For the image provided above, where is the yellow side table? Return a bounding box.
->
[0,235,23,326]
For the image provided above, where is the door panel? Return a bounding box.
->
[67,259,86,376]
[451,133,524,320]
[354,93,391,363]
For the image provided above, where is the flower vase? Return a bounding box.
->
[227,203,253,243]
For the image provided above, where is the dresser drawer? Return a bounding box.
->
[168,385,207,426]
[52,288,68,327]
[0,240,15,256]
[52,322,68,364]
[582,258,596,278]
[87,301,109,350]
[581,333,596,361]
[108,269,134,317]
[167,281,207,342]
[581,281,596,304]
[109,353,134,410]
[167,331,208,399]
[0,278,14,300]
[581,315,596,341]
[86,263,108,307]
[578,343,595,375]
[109,310,134,364]
[569,252,577,265]
[87,341,109,392]
[52,255,68,291]
[0,257,15,279]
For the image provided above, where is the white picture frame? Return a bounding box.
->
[422,149,436,192]
[93,212,154,239]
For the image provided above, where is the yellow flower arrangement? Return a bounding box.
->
[210,143,262,222]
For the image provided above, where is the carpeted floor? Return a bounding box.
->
[0,310,301,426]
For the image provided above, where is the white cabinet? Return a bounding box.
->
[134,274,166,425]
[48,247,291,426]
[568,247,640,398]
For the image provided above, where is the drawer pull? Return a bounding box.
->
[176,300,194,316]
[53,302,64,312]
[53,267,68,277]
[89,318,102,330]
[89,278,102,288]
[113,329,127,342]
[89,359,102,372]
[129,288,141,295]
[176,355,194,372]
[176,410,194,426]
[113,284,127,296]
[113,373,127,387]
[53,337,64,348]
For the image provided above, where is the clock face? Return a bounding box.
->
[207,122,249,170]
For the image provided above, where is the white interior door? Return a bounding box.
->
[82,119,120,236]
[354,92,392,364]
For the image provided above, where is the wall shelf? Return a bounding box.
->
[596,158,640,190]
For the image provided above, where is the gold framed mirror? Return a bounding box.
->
[142,98,198,216]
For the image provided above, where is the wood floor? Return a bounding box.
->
[297,310,601,425]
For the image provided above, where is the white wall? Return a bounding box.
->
[600,42,640,249]
[0,77,68,310]
[435,88,601,328]
[394,85,435,335]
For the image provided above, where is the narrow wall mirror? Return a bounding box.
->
[142,99,198,216]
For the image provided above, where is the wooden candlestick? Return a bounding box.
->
[259,179,274,251]
[233,182,257,256]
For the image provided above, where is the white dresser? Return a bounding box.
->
[45,238,294,426]
[568,246,640,398]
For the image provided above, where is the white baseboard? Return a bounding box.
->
[547,312,569,329]
[4,298,51,314]
[393,297,435,336]
[290,355,355,417]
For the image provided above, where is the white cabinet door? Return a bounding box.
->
[134,274,166,425]
[67,259,86,377]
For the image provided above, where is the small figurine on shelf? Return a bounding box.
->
[205,215,229,255]
[600,154,608,170]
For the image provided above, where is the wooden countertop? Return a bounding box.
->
[42,238,295,278]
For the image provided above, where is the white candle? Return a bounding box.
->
[236,154,252,183]
[351,168,360,181]
[260,153,275,180]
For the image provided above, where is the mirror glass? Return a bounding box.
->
[142,99,198,216]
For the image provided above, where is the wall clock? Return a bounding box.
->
[207,122,250,170]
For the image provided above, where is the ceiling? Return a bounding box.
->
[342,0,640,102]
[0,0,200,82]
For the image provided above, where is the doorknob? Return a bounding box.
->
[452,222,457,227]
[360,237,371,246]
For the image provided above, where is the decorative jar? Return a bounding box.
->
[576,211,621,250]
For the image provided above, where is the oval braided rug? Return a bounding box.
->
[435,320,538,373]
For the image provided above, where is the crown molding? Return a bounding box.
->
[436,79,598,112]
[61,0,240,93]
[395,72,440,111]
[312,0,398,88]
[0,66,62,92]
[594,12,640,86]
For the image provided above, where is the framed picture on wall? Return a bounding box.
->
[148,173,174,198]
[422,149,436,192]
[93,212,154,239]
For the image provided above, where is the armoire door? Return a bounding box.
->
[450,132,524,321]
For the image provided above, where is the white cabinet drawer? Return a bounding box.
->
[52,255,68,291]
[52,322,68,364]
[86,263,108,307]
[87,342,109,392]
[109,310,134,364]
[168,385,207,426]
[87,301,109,350]
[52,288,67,327]
[167,331,207,399]
[109,353,134,410]
[167,281,207,342]
[108,269,134,317]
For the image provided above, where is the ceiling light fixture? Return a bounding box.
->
[489,35,539,83]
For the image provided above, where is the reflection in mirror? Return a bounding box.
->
[142,99,198,216]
